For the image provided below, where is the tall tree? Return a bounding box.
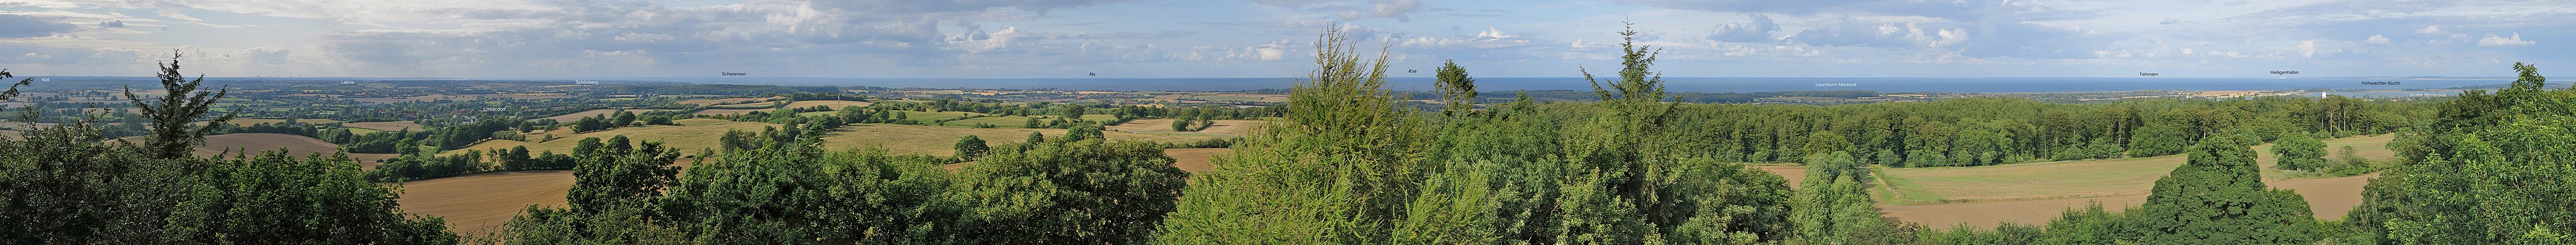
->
[2127,138,2316,244]
[954,135,989,161]
[1156,23,1430,244]
[126,51,236,159]
[1434,60,1477,116]
[2272,134,2327,171]
[2352,63,2576,244]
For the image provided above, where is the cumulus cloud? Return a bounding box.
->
[2364,34,2389,45]
[2415,25,2445,34]
[98,19,125,28]
[1705,14,1780,43]
[2478,33,2534,46]
[0,14,78,39]
[1785,20,1965,49]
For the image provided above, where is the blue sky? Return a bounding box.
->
[0,0,2569,78]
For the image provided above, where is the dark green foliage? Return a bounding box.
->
[2273,134,2328,171]
[1434,60,1476,115]
[1790,151,1899,244]
[945,140,1188,244]
[2,67,454,244]
[166,151,460,244]
[953,135,988,161]
[2129,123,2189,157]
[126,52,236,159]
[2127,139,2317,244]
[2351,63,2576,244]
[1065,122,1104,142]
[1159,23,1795,244]
[568,136,682,215]
[366,150,489,181]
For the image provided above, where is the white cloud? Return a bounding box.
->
[2478,33,2534,46]
[2298,41,2317,58]
[2416,25,2445,34]
[1706,14,1780,43]
[2364,34,2390,45]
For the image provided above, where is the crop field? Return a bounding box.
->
[538,109,677,122]
[396,170,574,235]
[1845,135,2396,229]
[146,133,400,169]
[457,118,777,156]
[941,116,1040,127]
[1164,148,1229,173]
[346,120,424,131]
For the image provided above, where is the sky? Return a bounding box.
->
[0,0,2570,78]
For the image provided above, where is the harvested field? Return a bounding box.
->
[1165,148,1229,173]
[346,120,425,131]
[396,171,574,235]
[144,134,399,169]
[1759,165,1808,189]
[1866,135,2394,229]
[1880,174,2376,229]
[2252,134,2396,179]
[539,109,677,122]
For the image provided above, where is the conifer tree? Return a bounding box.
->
[126,51,235,159]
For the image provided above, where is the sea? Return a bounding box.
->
[641,76,2513,94]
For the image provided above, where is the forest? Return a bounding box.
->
[0,25,2565,244]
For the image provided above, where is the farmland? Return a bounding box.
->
[537,109,677,122]
[345,120,424,131]
[395,170,575,236]
[455,118,777,156]
[1852,135,2397,228]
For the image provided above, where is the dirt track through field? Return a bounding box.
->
[398,171,575,237]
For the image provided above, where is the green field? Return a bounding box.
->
[942,116,1039,127]
[453,118,780,156]
[899,111,986,121]
[1868,134,2396,205]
